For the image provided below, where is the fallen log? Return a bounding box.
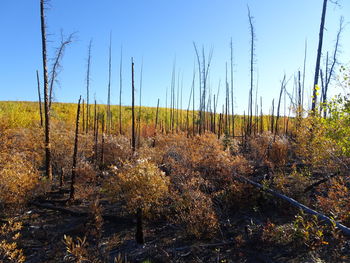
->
[304,172,340,193]
[29,201,132,224]
[234,174,350,237]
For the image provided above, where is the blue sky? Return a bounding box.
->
[0,0,349,114]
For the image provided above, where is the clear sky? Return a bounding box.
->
[0,0,349,114]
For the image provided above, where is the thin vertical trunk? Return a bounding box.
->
[107,33,112,134]
[230,39,235,137]
[260,96,263,134]
[86,39,92,133]
[138,61,143,147]
[131,58,136,152]
[311,0,328,112]
[248,6,255,137]
[93,100,97,136]
[119,46,123,134]
[302,40,307,110]
[40,0,52,180]
[82,99,85,133]
[274,76,286,141]
[270,99,275,133]
[136,208,144,244]
[36,70,43,127]
[70,96,82,200]
[155,98,160,131]
[100,113,105,166]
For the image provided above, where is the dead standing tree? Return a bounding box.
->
[311,0,328,112]
[107,33,112,134]
[193,43,213,135]
[36,70,43,127]
[49,32,74,108]
[119,46,123,134]
[131,58,136,152]
[320,17,343,117]
[247,6,256,137]
[70,96,82,200]
[85,39,92,133]
[40,0,52,180]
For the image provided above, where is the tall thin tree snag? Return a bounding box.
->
[193,43,213,134]
[36,70,43,127]
[302,39,307,110]
[270,99,275,133]
[311,0,328,112]
[138,61,143,147]
[247,6,255,136]
[321,16,343,118]
[107,33,112,134]
[49,32,73,108]
[155,98,160,131]
[230,38,235,137]
[40,0,52,180]
[260,96,263,134]
[70,96,82,201]
[274,75,286,142]
[86,39,92,133]
[131,58,136,152]
[119,46,123,134]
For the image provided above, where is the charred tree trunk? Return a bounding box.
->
[36,70,43,127]
[40,0,52,180]
[107,34,112,135]
[311,0,328,112]
[119,46,123,134]
[247,7,255,137]
[136,207,144,244]
[131,58,136,152]
[70,96,82,200]
[86,39,92,133]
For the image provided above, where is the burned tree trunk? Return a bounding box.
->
[36,70,43,127]
[70,96,82,200]
[86,39,92,133]
[131,58,136,152]
[311,0,328,112]
[40,0,52,180]
[119,46,123,134]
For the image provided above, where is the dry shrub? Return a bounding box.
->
[0,220,26,263]
[248,133,290,167]
[106,160,169,217]
[0,127,44,169]
[50,124,95,180]
[75,161,97,184]
[190,134,234,190]
[316,177,350,225]
[99,135,133,167]
[0,153,42,207]
[294,116,339,170]
[273,171,312,203]
[51,127,75,176]
[268,138,289,166]
[157,133,237,192]
[171,188,219,239]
